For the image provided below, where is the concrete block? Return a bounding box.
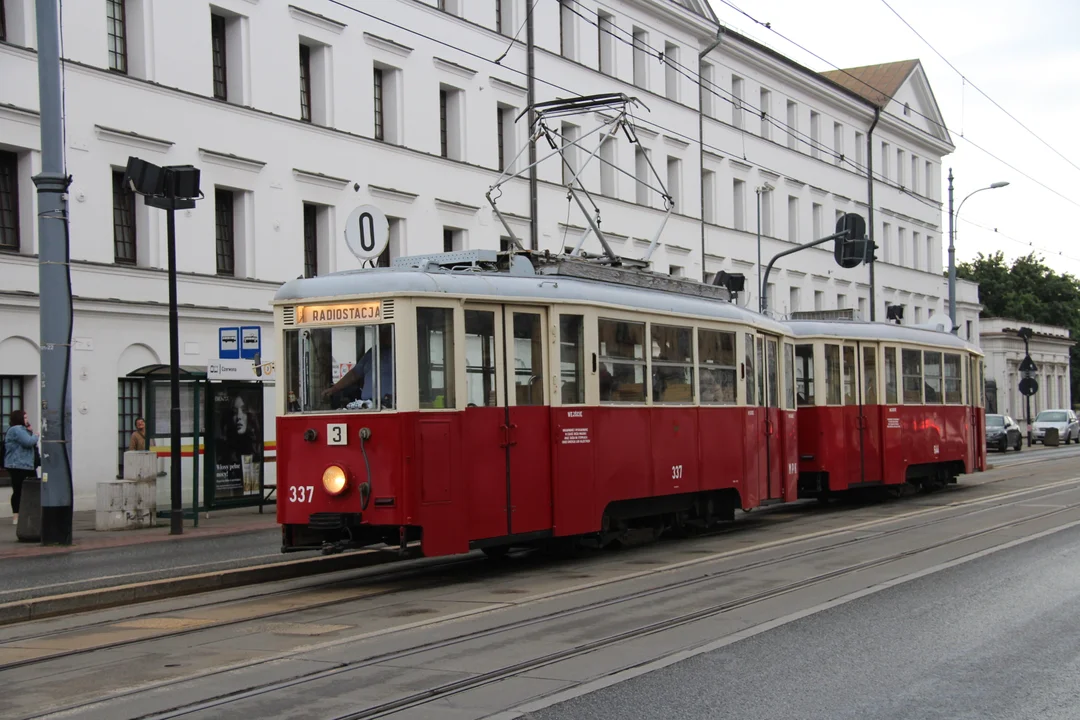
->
[16,478,41,543]
[123,451,157,480]
[95,477,157,531]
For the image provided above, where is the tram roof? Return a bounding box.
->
[786,320,982,353]
[273,265,792,334]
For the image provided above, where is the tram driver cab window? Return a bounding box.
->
[286,323,396,413]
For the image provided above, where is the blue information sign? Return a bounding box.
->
[240,326,261,360]
[219,327,240,359]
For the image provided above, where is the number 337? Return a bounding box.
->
[289,486,314,503]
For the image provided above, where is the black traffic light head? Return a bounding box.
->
[834,212,871,269]
[164,165,201,200]
[123,156,165,196]
[886,304,904,323]
[713,270,746,294]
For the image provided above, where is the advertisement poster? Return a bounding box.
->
[213,384,263,499]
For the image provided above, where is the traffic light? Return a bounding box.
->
[833,213,874,269]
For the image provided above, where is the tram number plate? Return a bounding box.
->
[289,486,315,503]
[672,465,684,480]
[327,423,348,446]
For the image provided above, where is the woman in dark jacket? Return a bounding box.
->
[4,409,38,526]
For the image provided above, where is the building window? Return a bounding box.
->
[107,0,128,73]
[814,290,824,310]
[443,227,464,252]
[897,148,905,186]
[116,379,142,478]
[809,111,820,159]
[562,122,580,186]
[786,100,797,150]
[303,202,318,278]
[759,88,771,138]
[911,154,919,193]
[495,0,504,34]
[439,90,449,157]
[789,287,800,314]
[812,202,823,239]
[497,105,516,172]
[833,122,843,165]
[211,13,227,100]
[632,27,648,88]
[761,189,772,236]
[112,170,137,264]
[635,147,650,206]
[215,189,235,276]
[600,135,616,196]
[0,150,19,251]
[666,157,681,208]
[787,196,799,242]
[299,44,312,122]
[559,0,576,60]
[664,42,679,102]
[702,170,715,224]
[1,375,24,485]
[438,86,464,160]
[926,235,934,272]
[855,131,865,167]
[0,2,7,42]
[598,10,615,75]
[925,160,934,198]
[881,141,890,180]
[373,68,384,141]
[731,75,744,129]
[732,178,745,231]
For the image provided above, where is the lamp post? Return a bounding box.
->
[756,182,774,313]
[947,170,1009,332]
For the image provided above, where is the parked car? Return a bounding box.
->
[986,414,1022,452]
[1032,409,1080,444]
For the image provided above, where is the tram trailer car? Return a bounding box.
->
[274,252,800,557]
[787,320,987,498]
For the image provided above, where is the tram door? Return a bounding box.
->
[843,342,882,487]
[462,305,553,540]
[757,334,784,501]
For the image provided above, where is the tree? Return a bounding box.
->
[957,251,1080,405]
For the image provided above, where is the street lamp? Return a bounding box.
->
[756,182,774,313]
[947,169,1009,332]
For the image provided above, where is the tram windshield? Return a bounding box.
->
[285,324,396,412]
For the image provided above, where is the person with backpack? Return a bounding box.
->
[4,409,38,526]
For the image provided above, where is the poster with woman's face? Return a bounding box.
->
[214,384,263,498]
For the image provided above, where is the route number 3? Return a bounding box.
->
[327,423,348,446]
[289,486,314,503]
[671,465,684,480]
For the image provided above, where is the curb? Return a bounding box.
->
[0,547,412,627]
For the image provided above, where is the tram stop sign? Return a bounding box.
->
[1019,376,1039,397]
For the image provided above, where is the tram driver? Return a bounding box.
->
[321,324,395,410]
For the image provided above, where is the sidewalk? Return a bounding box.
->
[0,504,278,559]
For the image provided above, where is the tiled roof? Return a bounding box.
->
[820,60,920,108]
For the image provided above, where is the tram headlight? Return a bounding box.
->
[322,465,349,496]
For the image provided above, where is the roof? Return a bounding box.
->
[819,60,920,109]
[787,320,982,354]
[274,266,792,335]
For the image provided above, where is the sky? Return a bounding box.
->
[705,0,1080,275]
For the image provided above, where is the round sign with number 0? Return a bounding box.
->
[344,204,390,262]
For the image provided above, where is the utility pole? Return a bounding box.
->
[33,0,74,545]
[947,168,956,331]
[526,1,538,251]
[866,109,880,321]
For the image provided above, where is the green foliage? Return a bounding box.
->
[957,252,1080,404]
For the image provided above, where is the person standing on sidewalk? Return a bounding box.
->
[4,409,38,526]
[129,417,147,451]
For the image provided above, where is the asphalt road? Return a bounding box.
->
[524,518,1080,720]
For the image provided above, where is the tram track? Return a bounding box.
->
[21,476,1080,720]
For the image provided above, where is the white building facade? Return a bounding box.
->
[979,318,1074,421]
[0,0,977,513]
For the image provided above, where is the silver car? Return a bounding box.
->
[1033,409,1080,444]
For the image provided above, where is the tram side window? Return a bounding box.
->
[863,346,878,405]
[842,346,857,406]
[286,324,395,412]
[784,343,796,410]
[560,315,585,404]
[902,349,923,404]
[744,333,756,406]
[795,344,815,406]
[824,344,842,405]
[417,308,456,409]
[884,347,898,404]
[652,324,693,403]
[766,339,779,408]
[944,353,963,404]
[979,359,986,408]
[599,318,646,403]
[924,351,943,404]
[699,329,737,405]
[465,310,497,407]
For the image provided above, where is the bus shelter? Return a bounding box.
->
[125,361,275,525]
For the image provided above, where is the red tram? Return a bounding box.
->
[274,251,986,557]
[789,321,986,497]
[275,251,799,556]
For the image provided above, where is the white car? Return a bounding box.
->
[1032,409,1080,444]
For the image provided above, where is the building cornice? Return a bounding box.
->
[490,77,528,98]
[95,124,174,154]
[0,102,39,126]
[433,57,478,80]
[435,198,482,216]
[198,147,266,173]
[363,32,413,58]
[292,168,351,190]
[288,5,347,35]
[368,184,419,204]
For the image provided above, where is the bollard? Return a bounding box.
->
[16,478,42,543]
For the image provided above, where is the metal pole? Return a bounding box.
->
[866,109,880,321]
[526,1,538,251]
[947,168,956,331]
[33,0,73,545]
[756,190,762,313]
[698,31,722,282]
[167,205,183,535]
